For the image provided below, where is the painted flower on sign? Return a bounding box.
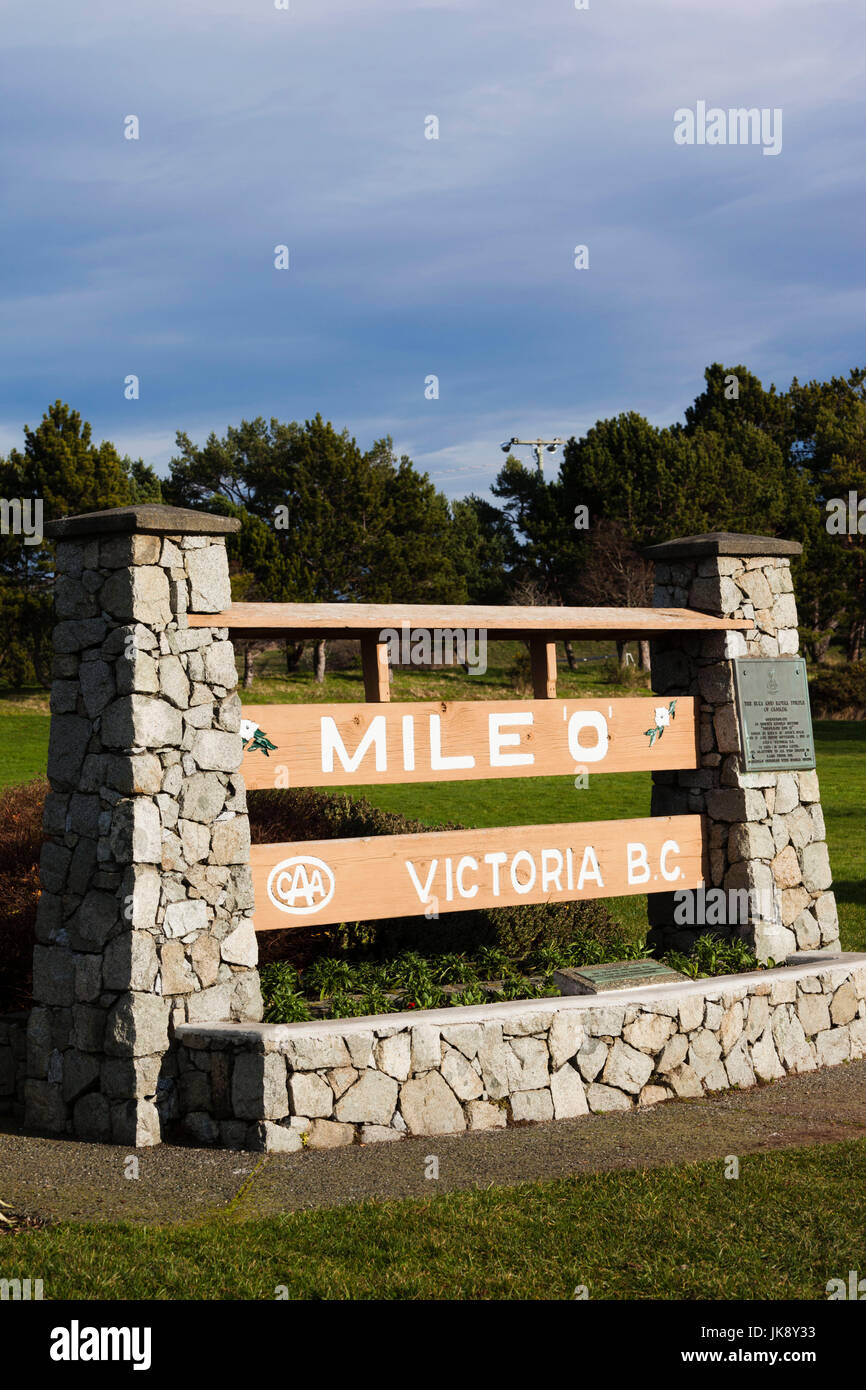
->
[240,718,278,756]
[644,700,677,748]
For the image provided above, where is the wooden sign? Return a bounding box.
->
[238,697,698,789]
[249,814,705,930]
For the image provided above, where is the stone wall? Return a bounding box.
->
[27,506,261,1146]
[173,952,866,1151]
[644,533,840,961]
[24,515,846,1152]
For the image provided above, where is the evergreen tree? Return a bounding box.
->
[789,369,866,658]
[448,495,509,603]
[0,403,161,688]
[167,415,470,680]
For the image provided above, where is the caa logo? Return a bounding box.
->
[267,856,336,916]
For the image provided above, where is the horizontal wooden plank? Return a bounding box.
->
[238,697,698,788]
[189,601,752,639]
[250,814,705,930]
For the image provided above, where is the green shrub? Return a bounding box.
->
[355,985,396,1017]
[0,778,45,1011]
[259,963,311,1023]
[809,662,866,718]
[403,983,446,1011]
[488,896,623,962]
[662,933,763,979]
[302,956,356,999]
[328,990,371,1019]
[258,926,772,1023]
[429,953,478,984]
[447,981,487,1006]
[352,960,395,992]
[497,976,551,1001]
[508,648,533,695]
[475,945,516,981]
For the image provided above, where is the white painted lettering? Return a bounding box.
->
[489,711,534,767]
[321,715,386,773]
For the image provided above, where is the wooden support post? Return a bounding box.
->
[361,636,391,702]
[529,639,557,699]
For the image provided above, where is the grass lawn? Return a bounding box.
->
[0,710,51,791]
[2,1137,865,1299]
[802,722,866,953]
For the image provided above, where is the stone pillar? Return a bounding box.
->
[26,505,261,1146]
[642,532,840,962]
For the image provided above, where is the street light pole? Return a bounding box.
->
[500,436,565,474]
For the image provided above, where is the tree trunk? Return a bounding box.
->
[314,639,327,684]
[242,644,257,689]
[31,640,52,691]
[285,640,305,673]
[615,639,628,669]
[563,640,576,671]
[847,618,865,663]
[814,619,840,664]
[638,639,651,673]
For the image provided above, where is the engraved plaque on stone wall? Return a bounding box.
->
[732,658,816,772]
[553,960,689,995]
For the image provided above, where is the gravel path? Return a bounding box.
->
[3,1059,865,1225]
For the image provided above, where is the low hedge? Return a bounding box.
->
[0,779,43,1011]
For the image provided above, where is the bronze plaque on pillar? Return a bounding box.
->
[732,658,815,772]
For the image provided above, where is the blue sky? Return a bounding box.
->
[1,0,864,498]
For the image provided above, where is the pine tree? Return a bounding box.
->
[0,402,161,688]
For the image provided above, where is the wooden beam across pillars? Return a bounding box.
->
[187,602,754,640]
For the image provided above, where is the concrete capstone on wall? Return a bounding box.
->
[173,954,866,1150]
